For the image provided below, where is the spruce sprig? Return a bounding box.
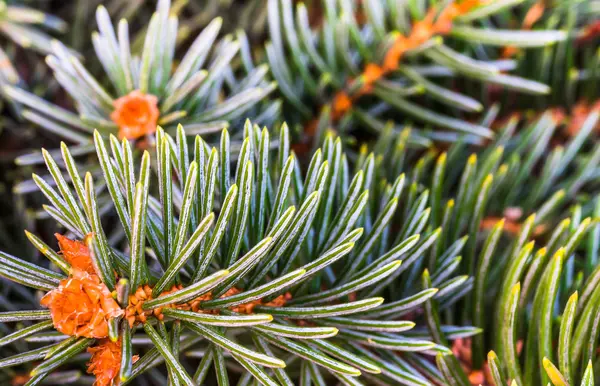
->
[0,121,468,385]
[369,107,600,384]
[5,0,277,166]
[267,0,566,146]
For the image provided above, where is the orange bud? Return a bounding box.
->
[566,100,600,137]
[523,1,545,30]
[110,90,159,140]
[55,233,95,274]
[40,268,123,339]
[383,36,407,72]
[363,63,384,85]
[87,338,139,386]
[332,92,352,119]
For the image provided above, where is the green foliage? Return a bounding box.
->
[0,1,599,385]
[5,0,277,158]
[500,0,600,109]
[266,0,567,144]
[0,121,469,385]
[0,1,66,88]
[341,102,598,384]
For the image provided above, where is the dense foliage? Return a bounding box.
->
[0,0,599,385]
